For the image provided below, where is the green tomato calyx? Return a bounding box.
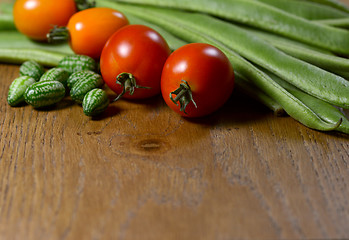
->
[47,26,70,43]
[170,80,197,114]
[113,72,151,102]
[75,0,96,11]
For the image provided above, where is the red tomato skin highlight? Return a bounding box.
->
[67,7,129,59]
[13,0,77,41]
[100,24,171,99]
[161,43,235,118]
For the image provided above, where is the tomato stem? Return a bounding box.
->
[74,0,96,11]
[47,26,70,43]
[170,80,197,114]
[113,72,151,102]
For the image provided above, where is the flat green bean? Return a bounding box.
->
[293,0,349,13]
[0,31,73,66]
[107,0,349,55]
[98,0,342,132]
[313,18,349,28]
[0,31,73,54]
[265,69,349,134]
[255,0,349,20]
[0,14,16,31]
[239,25,349,74]
[0,48,70,66]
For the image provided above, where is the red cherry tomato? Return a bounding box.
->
[64,7,129,59]
[100,24,171,100]
[13,0,77,41]
[161,43,235,118]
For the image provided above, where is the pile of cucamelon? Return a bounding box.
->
[1,0,349,134]
[7,55,109,116]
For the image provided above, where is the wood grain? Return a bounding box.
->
[1,1,349,240]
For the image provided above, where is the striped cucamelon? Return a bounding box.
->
[82,88,110,116]
[19,60,45,81]
[24,81,66,108]
[39,67,70,87]
[58,54,97,74]
[70,72,104,103]
[7,76,36,106]
[67,70,99,89]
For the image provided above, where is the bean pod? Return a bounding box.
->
[19,60,45,81]
[24,81,66,108]
[82,88,110,116]
[58,54,97,74]
[7,76,36,106]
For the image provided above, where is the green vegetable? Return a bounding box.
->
[24,81,66,108]
[104,0,349,55]
[0,31,73,66]
[39,67,70,87]
[82,88,110,116]
[0,31,72,53]
[58,54,97,74]
[19,60,45,81]
[0,48,72,67]
[313,18,349,28]
[239,25,349,75]
[265,70,349,134]
[100,1,343,131]
[66,70,100,89]
[70,72,104,104]
[254,0,349,20]
[0,14,16,31]
[293,0,349,13]
[7,76,36,107]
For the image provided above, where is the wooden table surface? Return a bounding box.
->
[1,1,349,240]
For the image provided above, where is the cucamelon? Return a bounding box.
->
[40,67,70,87]
[24,81,66,108]
[7,76,36,106]
[82,88,110,116]
[19,60,45,81]
[70,72,104,103]
[67,70,98,89]
[58,54,97,74]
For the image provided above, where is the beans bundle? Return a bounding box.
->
[96,0,349,134]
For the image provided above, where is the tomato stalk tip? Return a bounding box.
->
[47,26,70,43]
[170,80,197,114]
[113,72,151,102]
[74,0,96,11]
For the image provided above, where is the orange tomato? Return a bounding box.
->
[13,0,77,41]
[66,7,129,59]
